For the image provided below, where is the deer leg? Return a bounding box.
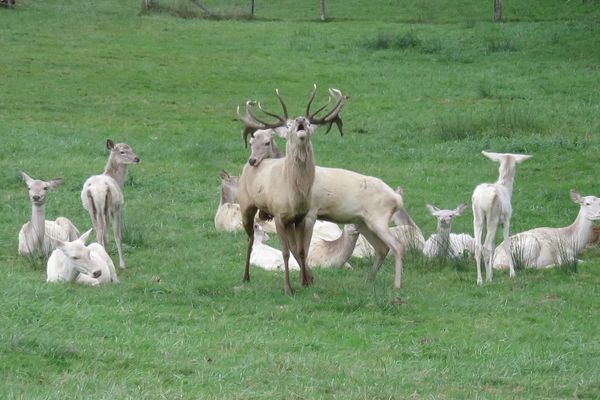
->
[242,206,257,283]
[359,226,391,282]
[366,221,404,289]
[275,219,294,296]
[502,222,515,278]
[473,216,484,286]
[484,217,499,282]
[112,207,126,269]
[294,219,312,287]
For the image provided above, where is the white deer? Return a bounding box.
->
[47,229,119,285]
[308,224,359,269]
[18,172,80,256]
[250,223,300,271]
[214,170,243,232]
[243,121,413,289]
[472,151,531,285]
[237,85,348,294]
[423,203,475,258]
[81,139,140,269]
[493,190,600,269]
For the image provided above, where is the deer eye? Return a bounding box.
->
[264,142,270,146]
[72,256,79,260]
[43,187,48,191]
[120,151,125,154]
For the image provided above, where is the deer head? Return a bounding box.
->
[20,171,63,206]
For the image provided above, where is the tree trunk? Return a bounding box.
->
[320,0,326,21]
[494,0,502,22]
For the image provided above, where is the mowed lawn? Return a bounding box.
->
[1,0,600,398]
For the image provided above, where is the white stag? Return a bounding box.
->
[237,85,348,294]
[243,115,413,289]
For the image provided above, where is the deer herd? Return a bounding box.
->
[16,85,600,294]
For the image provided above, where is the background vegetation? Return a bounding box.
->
[1,0,599,398]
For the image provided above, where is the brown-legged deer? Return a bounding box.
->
[237,85,348,294]
[81,139,140,269]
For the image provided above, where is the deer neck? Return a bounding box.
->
[104,155,128,188]
[434,224,452,257]
[326,229,360,265]
[284,141,315,204]
[30,202,46,246]
[564,207,594,251]
[496,163,516,195]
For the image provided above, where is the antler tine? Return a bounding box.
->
[305,83,318,117]
[307,87,349,136]
[257,101,287,124]
[274,88,289,120]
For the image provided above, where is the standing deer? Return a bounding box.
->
[472,151,531,285]
[81,139,140,269]
[237,85,348,294]
[244,125,413,289]
[18,172,80,256]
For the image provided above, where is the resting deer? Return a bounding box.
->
[214,170,243,232]
[18,172,80,256]
[308,224,359,269]
[214,170,277,233]
[250,223,300,271]
[237,85,348,294]
[81,139,140,269]
[493,190,600,269]
[47,229,119,285]
[423,203,475,258]
[244,119,413,289]
[472,151,531,285]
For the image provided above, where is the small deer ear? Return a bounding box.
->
[47,178,64,189]
[20,171,33,184]
[79,228,94,244]
[455,203,468,216]
[513,154,532,164]
[570,190,583,204]
[481,151,503,163]
[426,204,440,216]
[106,139,115,151]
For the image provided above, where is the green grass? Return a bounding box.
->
[1,0,600,398]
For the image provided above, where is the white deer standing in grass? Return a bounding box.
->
[423,203,475,258]
[81,139,140,269]
[237,85,348,294]
[18,172,80,256]
[493,190,600,269]
[472,151,531,285]
[47,229,119,285]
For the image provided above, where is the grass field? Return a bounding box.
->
[1,0,600,398]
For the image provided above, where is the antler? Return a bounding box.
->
[306,84,350,136]
[236,89,289,147]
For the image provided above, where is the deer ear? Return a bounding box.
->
[481,151,503,163]
[20,171,33,184]
[426,204,441,216]
[513,154,532,164]
[272,126,289,139]
[455,203,468,216]
[106,139,115,151]
[47,178,64,189]
[78,228,94,244]
[570,190,583,204]
[395,186,404,196]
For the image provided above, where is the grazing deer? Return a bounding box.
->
[493,190,600,269]
[81,139,140,269]
[472,151,531,284]
[18,172,79,256]
[237,85,348,294]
